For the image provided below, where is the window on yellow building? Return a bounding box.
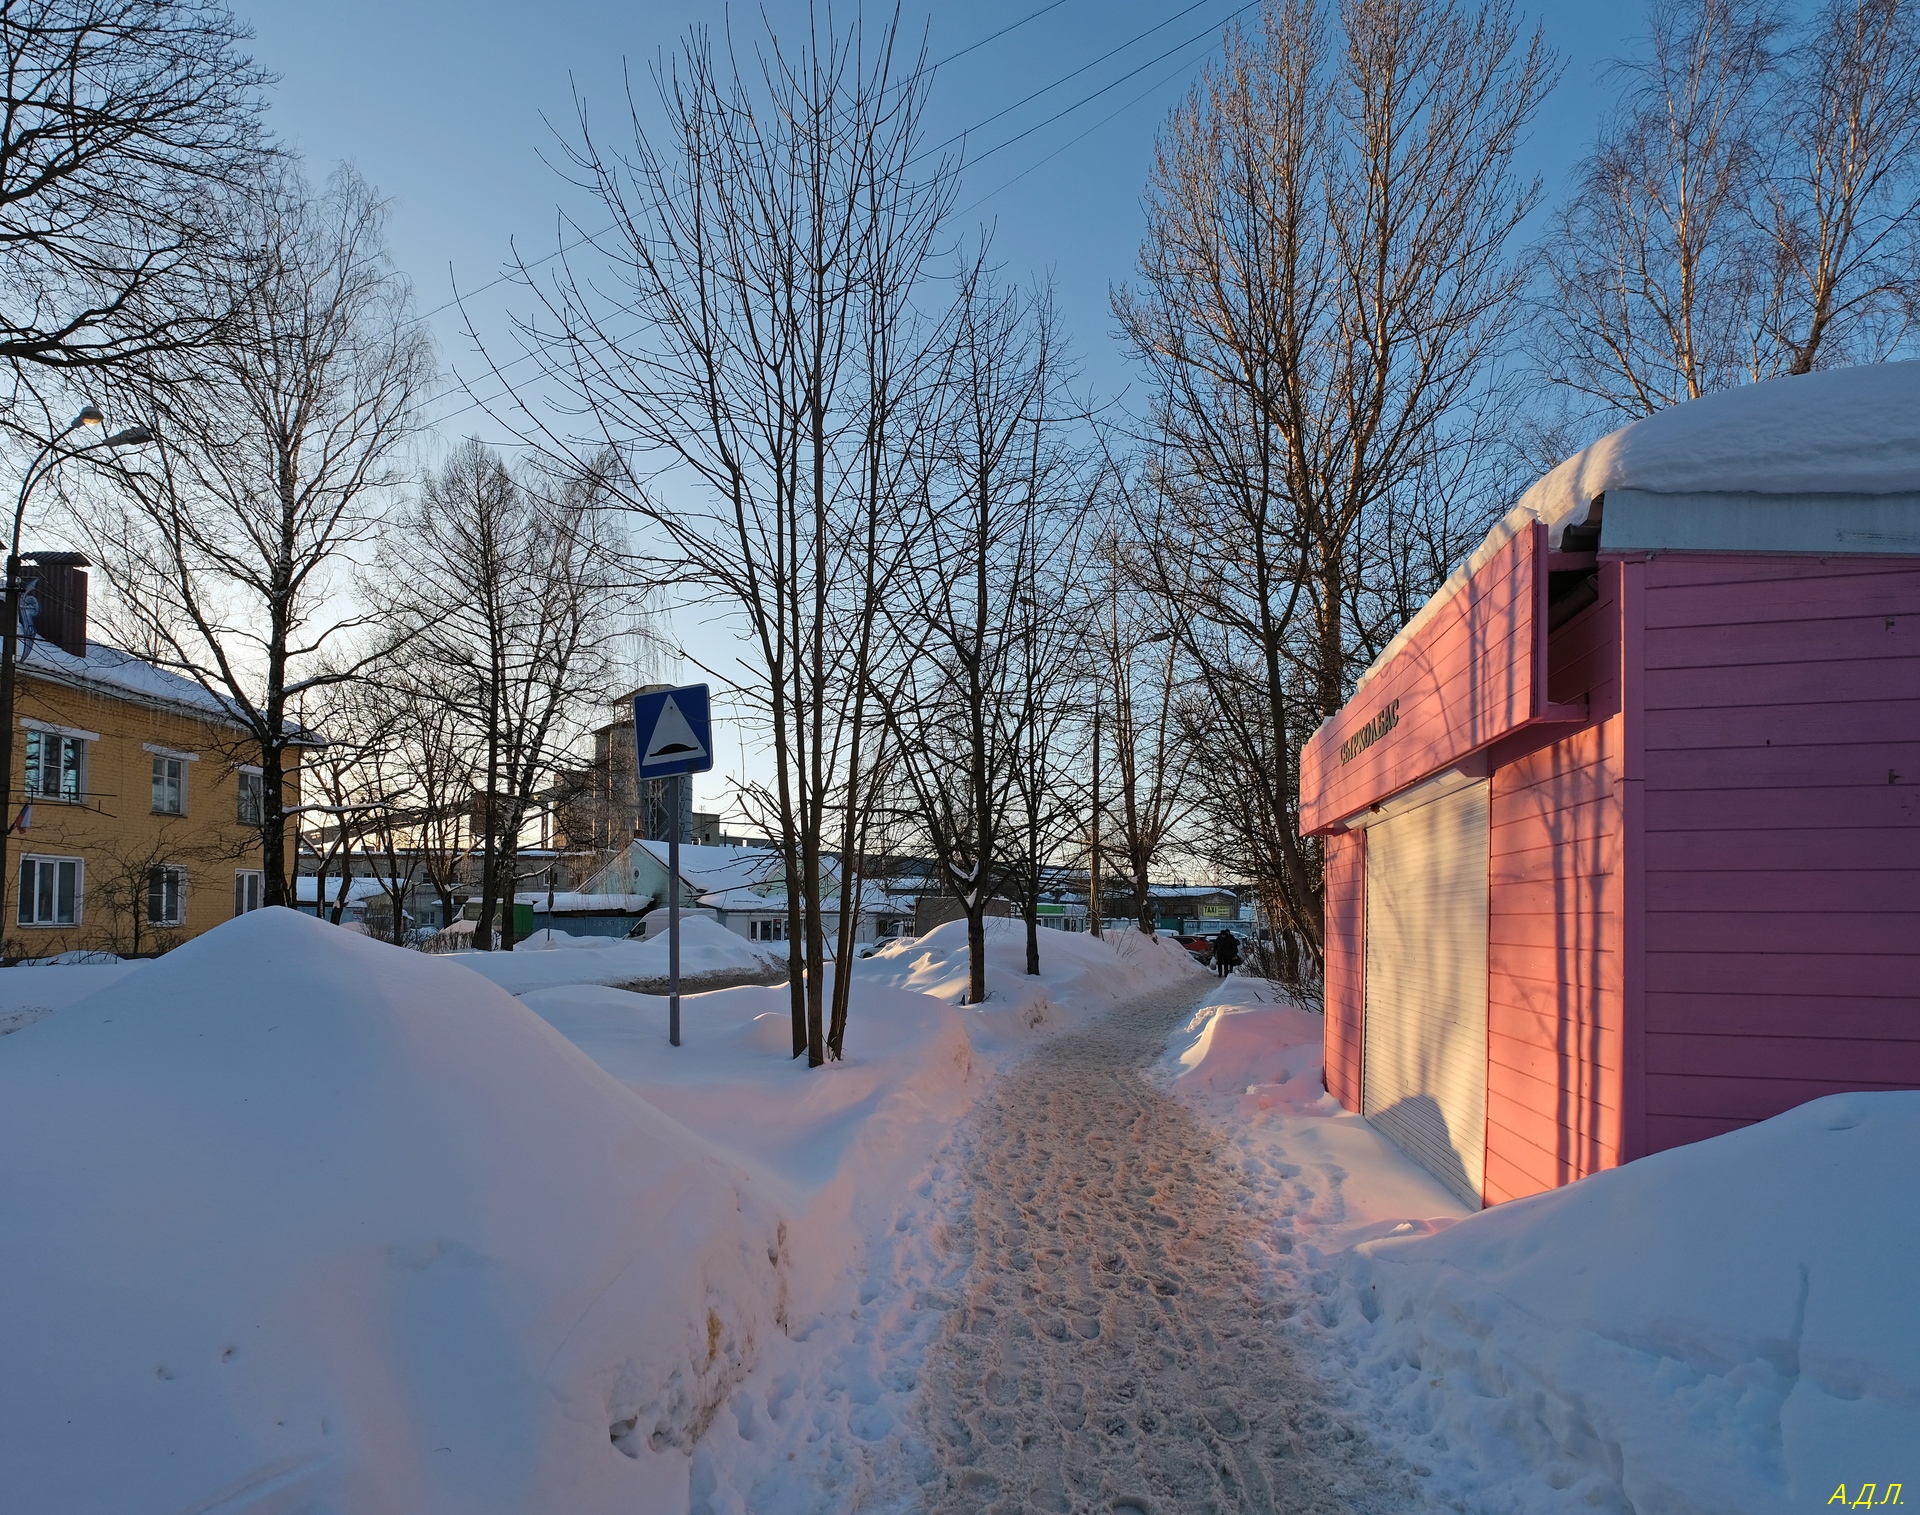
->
[234,870,262,915]
[147,865,186,926]
[18,856,80,926]
[24,731,85,802]
[237,769,263,826]
[151,755,185,815]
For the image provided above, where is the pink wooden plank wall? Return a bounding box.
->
[1481,565,1627,1203]
[1300,528,1539,835]
[1637,554,1920,1151]
[1322,829,1365,1111]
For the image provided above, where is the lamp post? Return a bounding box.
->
[0,409,155,941]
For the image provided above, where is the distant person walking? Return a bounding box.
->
[1210,927,1240,978]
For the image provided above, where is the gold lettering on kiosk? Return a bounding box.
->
[1339,698,1401,765]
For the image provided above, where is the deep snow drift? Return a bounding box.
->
[0,957,141,1036]
[855,916,1202,1051]
[448,914,783,996]
[0,909,787,1515]
[0,909,1202,1514]
[1158,980,1919,1514]
[1338,1091,1920,1514]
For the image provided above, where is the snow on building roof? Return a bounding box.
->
[513,892,651,913]
[577,838,783,899]
[699,881,890,914]
[20,638,323,741]
[294,875,387,905]
[634,839,784,895]
[1352,362,1920,698]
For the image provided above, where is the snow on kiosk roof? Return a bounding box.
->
[1300,363,1920,1215]
[1353,360,1920,706]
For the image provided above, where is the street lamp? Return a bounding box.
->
[0,408,156,945]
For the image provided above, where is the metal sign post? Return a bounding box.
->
[632,683,714,1047]
[668,773,680,1044]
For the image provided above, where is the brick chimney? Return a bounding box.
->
[21,552,89,658]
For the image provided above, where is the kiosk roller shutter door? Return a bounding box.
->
[1363,779,1489,1207]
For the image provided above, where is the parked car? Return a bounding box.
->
[1173,934,1215,965]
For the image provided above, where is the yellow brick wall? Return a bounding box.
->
[4,671,297,958]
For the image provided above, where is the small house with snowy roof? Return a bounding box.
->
[575,837,882,946]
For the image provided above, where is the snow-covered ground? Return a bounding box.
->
[21,919,1904,1514]
[0,910,788,1515]
[0,958,142,1036]
[0,910,1202,1514]
[447,916,785,995]
[1159,979,1920,1515]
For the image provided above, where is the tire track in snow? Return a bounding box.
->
[914,979,1412,1514]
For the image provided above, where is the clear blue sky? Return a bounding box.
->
[237,0,1660,814]
[242,0,1646,433]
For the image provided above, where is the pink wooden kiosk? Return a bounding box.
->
[1300,364,1920,1208]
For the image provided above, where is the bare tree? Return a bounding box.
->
[1540,0,1782,415]
[85,163,432,904]
[0,0,270,405]
[1116,0,1550,964]
[378,673,478,933]
[498,8,952,1062]
[382,442,629,951]
[85,819,227,958]
[882,269,1072,1004]
[1540,0,1920,423]
[1091,536,1192,939]
[994,335,1095,978]
[1762,0,1920,372]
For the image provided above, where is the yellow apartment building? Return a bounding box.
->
[3,559,300,959]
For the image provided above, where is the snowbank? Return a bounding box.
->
[521,979,976,1268]
[1154,977,1468,1248]
[447,914,781,995]
[0,958,143,1036]
[1160,975,1341,1109]
[0,908,787,1515]
[1158,983,1917,1513]
[1336,1091,1920,1514]
[856,916,1204,1050]
[0,907,1207,1511]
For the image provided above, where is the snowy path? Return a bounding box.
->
[912,980,1411,1515]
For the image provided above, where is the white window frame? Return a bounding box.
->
[234,869,263,916]
[150,754,188,816]
[17,854,82,927]
[236,766,264,827]
[147,864,188,927]
[22,728,87,803]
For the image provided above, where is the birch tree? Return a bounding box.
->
[1540,0,1920,420]
[87,163,431,903]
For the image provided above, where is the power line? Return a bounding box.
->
[909,0,1224,167]
[946,0,1255,174]
[409,0,1092,331]
[426,1,1251,428]
[954,35,1221,219]
[927,0,1077,72]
